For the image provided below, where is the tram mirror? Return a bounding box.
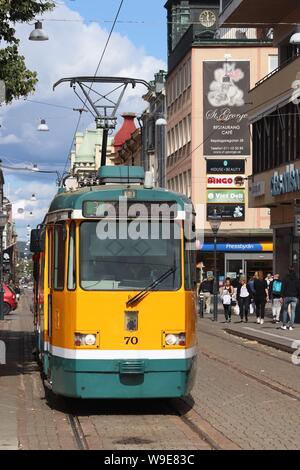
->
[30,229,44,253]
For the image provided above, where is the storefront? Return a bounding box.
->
[250,162,300,278]
[199,241,273,280]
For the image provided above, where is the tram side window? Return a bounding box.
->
[68,222,76,290]
[48,228,53,289]
[53,223,66,290]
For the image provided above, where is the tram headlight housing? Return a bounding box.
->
[74,333,97,347]
[164,332,186,347]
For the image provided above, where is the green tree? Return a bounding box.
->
[0,0,55,103]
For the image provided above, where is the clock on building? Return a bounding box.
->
[199,10,217,28]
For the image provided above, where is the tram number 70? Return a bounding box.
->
[124,336,138,345]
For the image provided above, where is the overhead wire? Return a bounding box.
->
[59,0,125,182]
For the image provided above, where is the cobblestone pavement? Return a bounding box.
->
[195,318,300,450]
[0,295,299,450]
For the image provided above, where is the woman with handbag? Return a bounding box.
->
[221,278,234,322]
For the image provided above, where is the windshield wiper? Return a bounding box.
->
[126,266,176,308]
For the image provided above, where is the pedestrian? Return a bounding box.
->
[199,275,213,315]
[237,277,252,322]
[14,284,21,302]
[221,278,234,323]
[253,271,269,325]
[269,273,282,323]
[265,273,273,287]
[280,266,300,331]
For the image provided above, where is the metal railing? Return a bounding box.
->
[254,51,300,88]
[193,26,273,43]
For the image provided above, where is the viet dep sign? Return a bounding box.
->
[203,61,250,156]
[207,175,245,188]
[207,189,245,204]
[206,159,245,174]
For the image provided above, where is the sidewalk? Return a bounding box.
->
[200,308,300,354]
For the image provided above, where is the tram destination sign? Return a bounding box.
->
[207,159,245,174]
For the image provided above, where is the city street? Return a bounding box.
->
[0,294,299,451]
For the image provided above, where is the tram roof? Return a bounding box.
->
[48,185,192,214]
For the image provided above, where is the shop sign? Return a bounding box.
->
[203,61,250,156]
[199,243,273,252]
[251,181,265,197]
[207,189,245,204]
[207,203,245,221]
[206,159,245,174]
[207,175,245,188]
[271,165,300,196]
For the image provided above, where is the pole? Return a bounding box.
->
[101,129,108,167]
[213,233,218,321]
[0,228,3,321]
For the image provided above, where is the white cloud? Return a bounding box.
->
[1,2,166,239]
[0,134,22,144]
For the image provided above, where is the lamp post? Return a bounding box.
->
[209,209,222,321]
[0,211,8,320]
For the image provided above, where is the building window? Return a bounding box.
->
[187,170,191,198]
[268,55,278,73]
[187,114,192,142]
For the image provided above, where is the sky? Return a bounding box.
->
[0,0,167,240]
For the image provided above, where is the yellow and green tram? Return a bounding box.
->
[31,166,197,399]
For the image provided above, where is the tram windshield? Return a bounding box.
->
[79,221,181,291]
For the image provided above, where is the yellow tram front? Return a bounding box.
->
[33,167,197,399]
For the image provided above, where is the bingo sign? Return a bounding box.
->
[207,175,245,188]
[203,61,250,156]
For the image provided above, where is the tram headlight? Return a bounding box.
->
[74,333,97,347]
[164,333,186,347]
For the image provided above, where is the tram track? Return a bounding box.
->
[68,414,90,450]
[199,324,294,366]
[200,347,300,402]
[65,397,240,451]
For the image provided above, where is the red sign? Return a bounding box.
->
[207,175,245,188]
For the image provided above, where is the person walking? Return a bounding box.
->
[253,271,269,325]
[269,274,283,323]
[281,266,300,331]
[221,278,234,323]
[237,277,252,322]
[199,275,213,315]
[265,273,273,287]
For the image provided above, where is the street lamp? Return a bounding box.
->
[209,208,222,321]
[290,25,300,45]
[29,21,49,41]
[37,119,49,131]
[0,211,8,320]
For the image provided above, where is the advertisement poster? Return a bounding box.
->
[203,61,250,156]
[207,203,245,221]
